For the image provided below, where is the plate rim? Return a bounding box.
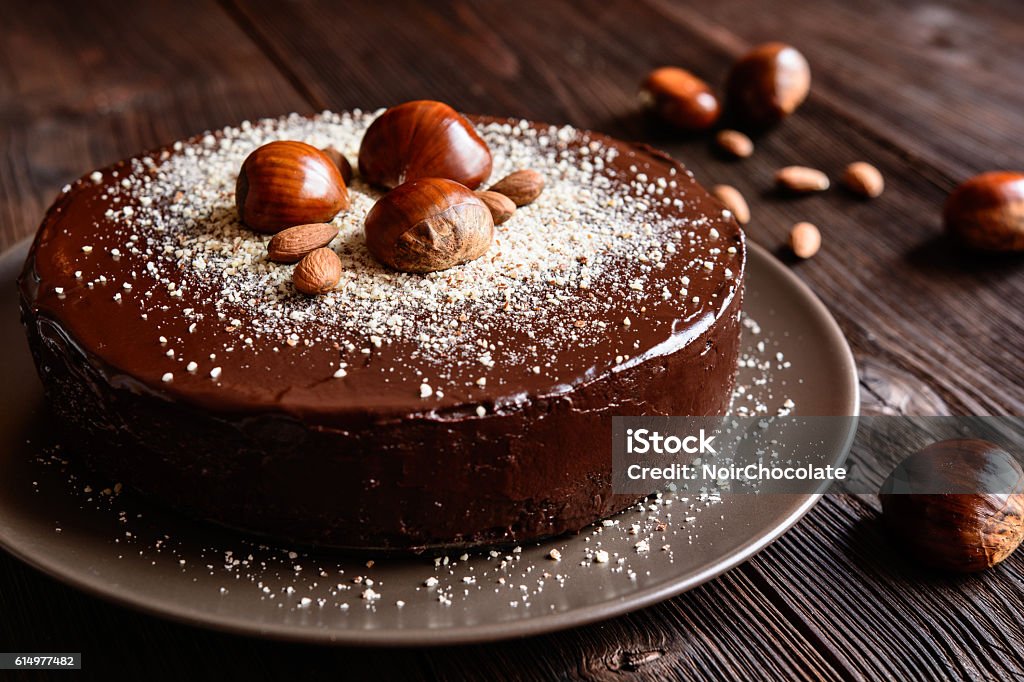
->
[0,238,860,646]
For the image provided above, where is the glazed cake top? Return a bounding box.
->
[22,110,744,423]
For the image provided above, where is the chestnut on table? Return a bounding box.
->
[725,42,811,129]
[880,439,1024,573]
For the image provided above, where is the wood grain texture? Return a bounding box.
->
[2,0,1024,679]
[745,494,1024,680]
[0,0,309,248]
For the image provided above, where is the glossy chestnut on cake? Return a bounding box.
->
[19,110,745,552]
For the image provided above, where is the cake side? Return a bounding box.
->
[22,286,742,550]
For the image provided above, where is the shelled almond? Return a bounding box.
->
[789,222,821,258]
[475,190,516,225]
[842,162,884,198]
[293,247,342,295]
[268,223,338,263]
[715,130,754,159]
[712,185,751,225]
[775,166,830,193]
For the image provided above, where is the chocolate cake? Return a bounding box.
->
[19,110,745,552]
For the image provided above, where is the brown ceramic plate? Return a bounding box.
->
[0,239,858,646]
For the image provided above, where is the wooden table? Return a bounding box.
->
[1,1,1022,678]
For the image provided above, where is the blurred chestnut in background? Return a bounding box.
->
[944,171,1024,251]
[639,67,721,131]
[726,42,810,128]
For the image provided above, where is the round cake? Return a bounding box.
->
[19,110,745,552]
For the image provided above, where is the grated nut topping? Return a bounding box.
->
[62,110,740,394]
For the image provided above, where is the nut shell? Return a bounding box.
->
[364,178,495,273]
[358,100,493,190]
[880,439,1024,572]
[292,247,342,296]
[236,141,348,234]
[943,171,1024,251]
[639,67,720,131]
[726,42,811,128]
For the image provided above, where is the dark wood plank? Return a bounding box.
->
[744,494,1024,680]
[426,570,843,681]
[0,0,310,249]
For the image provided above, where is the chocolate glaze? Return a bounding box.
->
[19,114,745,552]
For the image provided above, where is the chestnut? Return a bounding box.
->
[842,162,885,199]
[235,141,349,234]
[639,67,720,131]
[363,178,494,273]
[322,146,354,184]
[358,100,493,190]
[880,439,1024,572]
[725,42,810,128]
[943,171,1024,251]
